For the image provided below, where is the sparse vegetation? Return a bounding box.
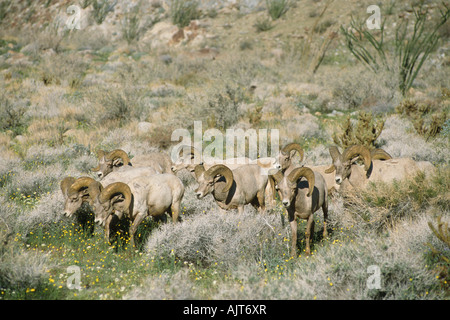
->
[0,0,448,301]
[92,0,117,25]
[332,111,385,150]
[170,0,200,28]
[341,2,450,96]
[266,0,290,20]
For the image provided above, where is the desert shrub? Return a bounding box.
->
[170,0,200,28]
[266,0,290,20]
[122,11,141,45]
[254,17,273,32]
[92,0,117,24]
[0,247,51,295]
[0,95,29,136]
[426,215,450,290]
[332,111,385,150]
[145,211,290,268]
[206,85,243,130]
[395,99,447,140]
[0,0,11,23]
[214,215,445,300]
[342,167,450,232]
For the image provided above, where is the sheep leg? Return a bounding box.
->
[104,215,113,244]
[305,215,315,255]
[266,176,276,208]
[170,201,181,223]
[322,201,329,238]
[290,218,298,258]
[238,206,244,214]
[257,189,266,214]
[129,212,146,248]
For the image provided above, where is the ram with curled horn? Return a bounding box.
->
[273,143,305,176]
[195,163,268,214]
[170,144,252,176]
[323,144,435,190]
[93,174,185,247]
[92,148,173,179]
[273,166,328,257]
[60,176,102,234]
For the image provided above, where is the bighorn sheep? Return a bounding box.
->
[171,145,251,175]
[274,143,305,176]
[60,176,102,234]
[100,167,158,186]
[307,147,393,194]
[92,149,173,178]
[273,167,328,256]
[194,164,268,214]
[173,145,277,206]
[93,174,185,246]
[324,145,434,190]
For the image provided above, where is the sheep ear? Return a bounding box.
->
[329,146,341,162]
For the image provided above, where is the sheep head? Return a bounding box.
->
[274,143,304,171]
[171,145,202,174]
[63,177,98,217]
[274,167,315,208]
[93,182,131,227]
[325,145,371,185]
[60,176,76,198]
[195,164,233,199]
[93,149,131,179]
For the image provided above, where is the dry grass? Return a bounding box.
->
[0,0,448,300]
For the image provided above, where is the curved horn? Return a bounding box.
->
[106,149,131,165]
[99,182,132,210]
[60,176,76,197]
[68,177,97,195]
[87,181,103,200]
[288,167,315,197]
[205,164,234,193]
[281,143,304,162]
[370,148,392,161]
[343,145,371,171]
[324,164,336,174]
[329,146,341,162]
[272,171,285,183]
[194,164,205,179]
[96,149,106,159]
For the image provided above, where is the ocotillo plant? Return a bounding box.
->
[341,3,450,96]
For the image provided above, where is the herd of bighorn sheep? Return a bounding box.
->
[61,143,435,257]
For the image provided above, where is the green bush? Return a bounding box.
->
[254,17,273,32]
[341,3,450,96]
[332,111,385,150]
[266,0,290,20]
[0,95,28,137]
[92,0,117,25]
[170,0,200,28]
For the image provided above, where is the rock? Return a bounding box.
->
[329,110,344,117]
